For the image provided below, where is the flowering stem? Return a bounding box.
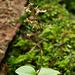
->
[35,26,42,75]
[32,5,42,75]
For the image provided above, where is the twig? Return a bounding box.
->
[26,38,48,55]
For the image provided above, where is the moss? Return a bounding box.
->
[2,0,75,75]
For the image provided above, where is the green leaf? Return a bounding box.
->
[38,68,60,75]
[15,66,36,75]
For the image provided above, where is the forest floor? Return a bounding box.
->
[0,0,75,75]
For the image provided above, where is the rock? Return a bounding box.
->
[0,0,27,63]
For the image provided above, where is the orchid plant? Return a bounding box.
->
[15,2,60,75]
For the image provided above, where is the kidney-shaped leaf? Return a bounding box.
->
[15,66,36,75]
[38,68,60,75]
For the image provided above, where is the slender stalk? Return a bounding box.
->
[35,26,42,75]
[32,5,42,75]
